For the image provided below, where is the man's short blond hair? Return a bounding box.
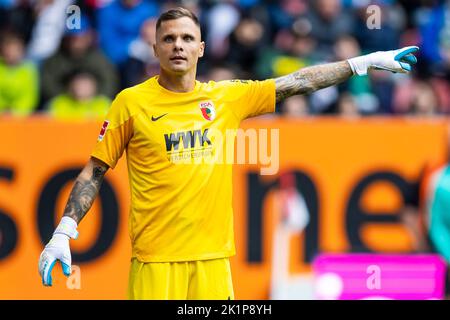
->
[156,7,200,31]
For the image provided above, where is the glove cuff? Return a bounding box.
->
[54,216,79,239]
[347,54,374,76]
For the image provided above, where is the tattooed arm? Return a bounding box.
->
[275,61,353,103]
[38,156,109,286]
[63,157,109,224]
[275,46,421,102]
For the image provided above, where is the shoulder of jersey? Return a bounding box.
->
[108,81,156,118]
[203,79,240,91]
[129,79,158,94]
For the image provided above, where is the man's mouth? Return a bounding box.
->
[170,56,187,61]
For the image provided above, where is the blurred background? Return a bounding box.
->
[1,0,450,300]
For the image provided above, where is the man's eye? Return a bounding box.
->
[164,37,173,42]
[184,36,194,41]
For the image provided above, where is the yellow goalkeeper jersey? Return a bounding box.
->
[91,76,275,262]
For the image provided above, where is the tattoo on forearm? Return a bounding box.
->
[63,165,107,223]
[275,61,353,102]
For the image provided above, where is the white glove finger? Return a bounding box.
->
[40,253,57,286]
[38,250,50,276]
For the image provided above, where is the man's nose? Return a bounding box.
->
[173,37,183,51]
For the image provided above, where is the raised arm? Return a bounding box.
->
[63,156,109,224]
[275,61,353,102]
[275,46,420,103]
[38,156,109,286]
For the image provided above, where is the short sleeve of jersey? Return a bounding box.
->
[91,91,134,169]
[223,79,276,121]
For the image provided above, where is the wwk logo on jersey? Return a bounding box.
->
[199,101,216,121]
[98,120,110,141]
[164,128,211,152]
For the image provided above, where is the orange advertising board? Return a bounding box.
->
[0,117,448,299]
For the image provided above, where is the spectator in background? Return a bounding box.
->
[202,62,240,82]
[41,15,118,105]
[0,30,38,116]
[415,0,450,78]
[409,80,441,116]
[283,0,354,115]
[84,0,114,9]
[422,161,450,298]
[47,70,110,120]
[337,92,360,118]
[401,126,450,298]
[352,0,405,53]
[334,35,380,115]
[302,0,355,62]
[0,0,448,118]
[281,95,310,117]
[351,1,408,114]
[430,76,450,113]
[0,0,35,44]
[123,18,159,87]
[204,0,240,61]
[225,15,267,78]
[255,26,316,80]
[393,77,445,116]
[268,0,309,34]
[27,0,75,63]
[97,0,159,88]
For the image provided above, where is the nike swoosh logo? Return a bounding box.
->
[151,113,168,121]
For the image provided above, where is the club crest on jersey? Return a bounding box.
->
[98,120,110,141]
[199,101,216,121]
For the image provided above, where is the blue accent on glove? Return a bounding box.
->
[45,260,57,286]
[43,260,71,286]
[394,46,419,72]
[61,262,71,277]
[401,54,418,64]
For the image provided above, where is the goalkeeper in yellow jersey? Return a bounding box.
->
[38,7,419,299]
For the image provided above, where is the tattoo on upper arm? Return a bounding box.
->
[93,165,107,181]
[275,61,353,102]
[63,164,108,223]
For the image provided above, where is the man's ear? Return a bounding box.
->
[153,44,158,58]
[199,41,205,58]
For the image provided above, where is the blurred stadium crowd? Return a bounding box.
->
[0,0,449,119]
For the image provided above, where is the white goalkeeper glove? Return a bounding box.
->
[38,216,78,286]
[347,46,419,76]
